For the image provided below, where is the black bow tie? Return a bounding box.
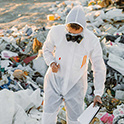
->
[66,34,83,44]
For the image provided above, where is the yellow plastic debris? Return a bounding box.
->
[88,1,96,6]
[47,14,55,21]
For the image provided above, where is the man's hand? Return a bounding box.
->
[50,62,60,73]
[93,95,102,107]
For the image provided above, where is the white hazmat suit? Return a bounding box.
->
[42,5,106,124]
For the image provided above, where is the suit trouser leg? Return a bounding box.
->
[42,90,63,124]
[42,74,63,124]
[65,97,84,124]
[64,78,86,124]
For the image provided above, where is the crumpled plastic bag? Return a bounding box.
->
[15,88,42,110]
[1,50,18,59]
[0,89,15,124]
[113,104,124,124]
[0,89,42,124]
[115,90,124,100]
[105,8,124,20]
[33,50,48,77]
[107,53,124,75]
[0,89,28,124]
[0,75,8,86]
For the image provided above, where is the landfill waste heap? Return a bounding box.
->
[0,0,124,124]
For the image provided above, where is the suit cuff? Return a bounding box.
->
[49,60,56,67]
[94,90,104,97]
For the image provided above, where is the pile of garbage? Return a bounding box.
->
[0,24,49,124]
[0,0,123,124]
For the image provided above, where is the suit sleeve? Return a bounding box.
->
[89,38,106,97]
[42,27,56,66]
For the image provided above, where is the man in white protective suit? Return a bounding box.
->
[42,5,106,124]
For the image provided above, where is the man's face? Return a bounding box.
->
[65,25,84,44]
[66,25,83,34]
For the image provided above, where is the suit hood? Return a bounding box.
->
[65,5,86,29]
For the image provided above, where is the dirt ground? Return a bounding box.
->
[0,0,62,29]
